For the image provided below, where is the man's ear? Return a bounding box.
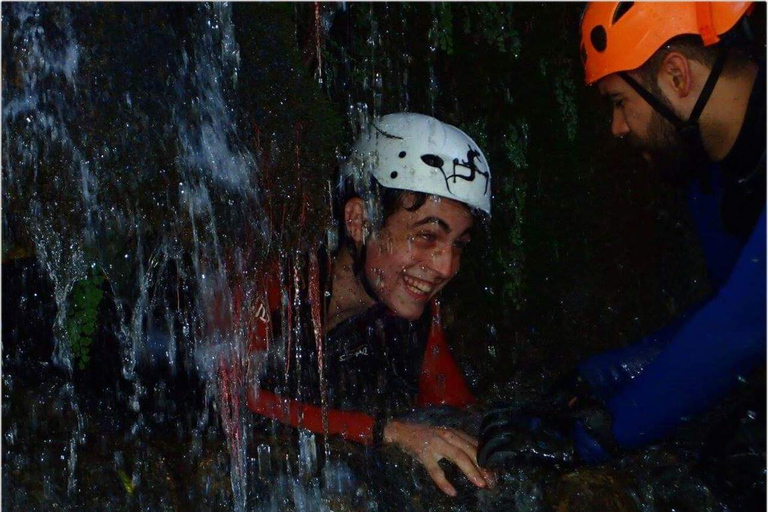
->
[658,51,693,99]
[344,197,368,249]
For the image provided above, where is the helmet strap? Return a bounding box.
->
[618,71,684,129]
[686,44,730,129]
[618,44,730,155]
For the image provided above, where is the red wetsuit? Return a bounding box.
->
[243,258,474,446]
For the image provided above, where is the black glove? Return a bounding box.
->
[477,405,576,467]
[477,371,616,469]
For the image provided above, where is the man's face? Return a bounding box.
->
[598,73,684,169]
[364,194,473,321]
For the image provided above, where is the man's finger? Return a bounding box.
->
[439,428,478,455]
[481,468,497,488]
[440,429,481,467]
[477,428,517,467]
[449,428,479,449]
[423,459,457,497]
[443,444,488,488]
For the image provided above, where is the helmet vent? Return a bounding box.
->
[421,154,445,168]
[390,171,398,179]
[398,151,406,158]
[612,2,634,25]
[590,25,607,52]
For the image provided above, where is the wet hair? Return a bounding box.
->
[637,34,756,93]
[333,173,427,261]
[327,175,427,311]
[332,169,481,304]
[332,169,484,292]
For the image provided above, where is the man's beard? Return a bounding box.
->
[627,109,701,186]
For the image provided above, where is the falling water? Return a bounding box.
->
[427,4,440,117]
[3,3,762,512]
[3,2,263,510]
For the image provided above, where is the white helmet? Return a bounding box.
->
[342,113,491,215]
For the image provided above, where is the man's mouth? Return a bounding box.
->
[402,274,435,299]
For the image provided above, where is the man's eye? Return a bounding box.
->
[417,232,437,243]
[613,99,624,108]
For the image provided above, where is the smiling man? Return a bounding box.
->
[246,113,495,497]
[479,2,765,476]
[359,202,473,321]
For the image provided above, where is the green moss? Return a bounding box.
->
[66,274,104,370]
[434,4,454,56]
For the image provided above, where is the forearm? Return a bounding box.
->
[605,212,766,449]
[577,313,689,400]
[247,386,378,445]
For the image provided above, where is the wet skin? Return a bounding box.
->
[357,194,495,495]
[364,195,473,321]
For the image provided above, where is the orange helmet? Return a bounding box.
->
[580,2,755,85]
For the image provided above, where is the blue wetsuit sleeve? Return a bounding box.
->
[577,314,692,401]
[603,210,766,450]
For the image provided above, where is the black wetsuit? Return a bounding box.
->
[248,253,474,444]
[261,301,431,419]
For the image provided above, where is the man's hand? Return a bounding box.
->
[477,407,575,468]
[477,373,616,468]
[384,420,495,497]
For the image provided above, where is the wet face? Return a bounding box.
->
[364,194,473,321]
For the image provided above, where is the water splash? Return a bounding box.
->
[3,3,262,510]
[3,4,753,512]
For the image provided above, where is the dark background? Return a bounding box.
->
[2,3,764,511]
[284,2,710,393]
[1,2,718,398]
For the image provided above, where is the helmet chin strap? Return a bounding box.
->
[618,44,730,158]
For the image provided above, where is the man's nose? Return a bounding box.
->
[611,110,630,138]
[429,247,456,279]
